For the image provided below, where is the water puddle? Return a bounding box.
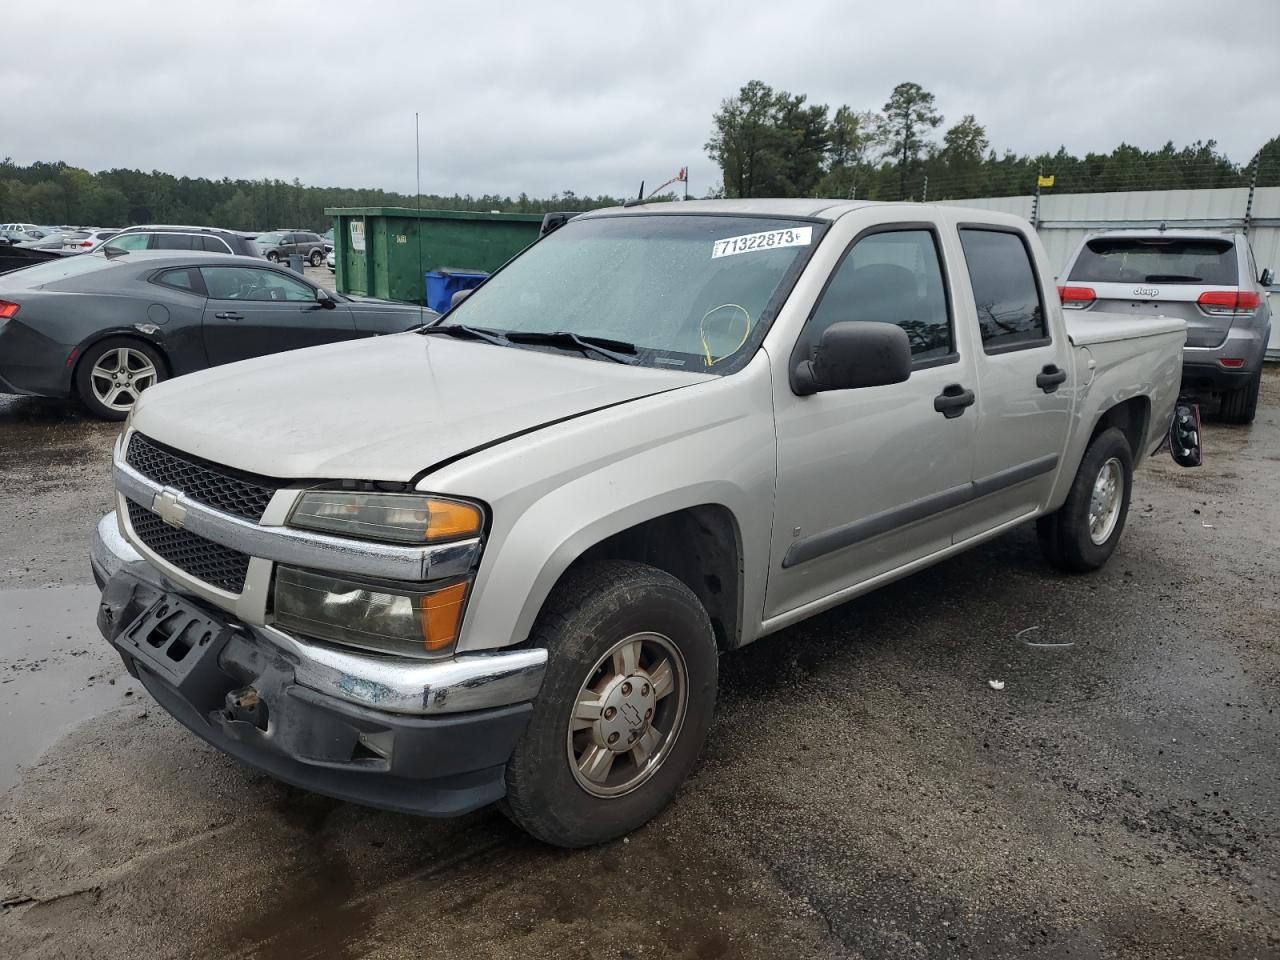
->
[0,584,140,793]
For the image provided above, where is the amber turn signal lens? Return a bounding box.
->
[426,499,484,541]
[421,582,469,651]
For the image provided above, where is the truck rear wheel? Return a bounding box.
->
[1219,367,1261,425]
[1037,427,1133,573]
[502,560,718,847]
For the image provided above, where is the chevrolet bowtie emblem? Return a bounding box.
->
[152,488,188,528]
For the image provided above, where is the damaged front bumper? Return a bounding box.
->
[91,513,546,816]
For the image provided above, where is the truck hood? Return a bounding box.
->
[131,333,715,481]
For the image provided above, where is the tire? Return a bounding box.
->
[265,251,279,262]
[74,337,167,421]
[1219,367,1261,425]
[1037,427,1134,573]
[309,248,324,266]
[503,560,718,848]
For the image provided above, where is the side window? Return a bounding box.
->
[154,233,196,251]
[103,233,150,253]
[958,229,1047,352]
[806,228,953,362]
[153,268,201,294]
[200,235,230,253]
[200,266,314,302]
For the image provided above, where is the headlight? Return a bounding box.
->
[288,492,484,544]
[273,566,468,658]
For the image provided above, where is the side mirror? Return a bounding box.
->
[793,321,912,396]
[1259,268,1273,288]
[449,288,475,309]
[315,288,337,309]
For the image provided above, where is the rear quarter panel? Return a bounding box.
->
[1046,319,1185,509]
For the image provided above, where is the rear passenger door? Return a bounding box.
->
[949,222,1072,540]
[199,265,355,365]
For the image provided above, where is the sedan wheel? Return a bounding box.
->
[75,338,166,421]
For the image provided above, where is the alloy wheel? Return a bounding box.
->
[89,347,158,412]
[566,631,688,798]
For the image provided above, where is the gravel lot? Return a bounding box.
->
[0,370,1277,959]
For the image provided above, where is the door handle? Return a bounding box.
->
[933,383,976,418]
[1036,364,1068,393]
[215,312,244,320]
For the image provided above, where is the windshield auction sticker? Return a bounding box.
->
[712,226,812,259]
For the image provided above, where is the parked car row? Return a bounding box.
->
[1,223,335,263]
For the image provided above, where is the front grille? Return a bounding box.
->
[126,499,251,594]
[126,433,278,522]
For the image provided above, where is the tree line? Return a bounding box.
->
[6,86,1279,230]
[706,80,1280,201]
[0,159,627,230]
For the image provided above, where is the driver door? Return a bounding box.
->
[766,217,978,620]
[198,265,355,366]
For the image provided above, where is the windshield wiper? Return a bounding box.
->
[418,323,511,347]
[504,330,640,364]
[1144,274,1202,283]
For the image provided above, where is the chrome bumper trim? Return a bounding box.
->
[92,511,545,716]
[262,625,547,715]
[112,458,480,582]
[91,511,144,582]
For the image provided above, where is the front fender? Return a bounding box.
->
[425,358,778,654]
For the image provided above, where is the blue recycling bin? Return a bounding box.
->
[425,268,489,313]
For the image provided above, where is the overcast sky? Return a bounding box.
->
[7,1,1276,199]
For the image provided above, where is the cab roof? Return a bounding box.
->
[579,198,884,221]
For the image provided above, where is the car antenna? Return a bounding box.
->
[622,180,647,208]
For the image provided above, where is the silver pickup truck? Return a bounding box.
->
[91,200,1192,847]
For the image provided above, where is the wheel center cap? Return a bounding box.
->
[595,674,658,751]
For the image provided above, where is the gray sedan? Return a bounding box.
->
[0,251,437,419]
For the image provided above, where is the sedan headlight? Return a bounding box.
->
[274,566,468,658]
[288,491,484,544]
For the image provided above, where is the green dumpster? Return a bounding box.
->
[324,207,544,304]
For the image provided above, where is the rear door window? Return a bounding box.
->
[1069,237,1237,285]
[958,228,1047,353]
[154,233,197,251]
[200,235,230,253]
[153,268,203,294]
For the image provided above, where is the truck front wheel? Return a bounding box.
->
[503,560,718,847]
[1037,427,1134,573]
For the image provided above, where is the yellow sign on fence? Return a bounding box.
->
[1038,175,1056,188]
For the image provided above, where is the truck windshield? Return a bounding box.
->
[1069,237,1238,285]
[435,213,822,372]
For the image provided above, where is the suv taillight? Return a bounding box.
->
[1198,290,1259,315]
[0,299,19,319]
[1057,285,1095,309]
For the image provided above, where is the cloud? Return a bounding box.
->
[4,0,1274,198]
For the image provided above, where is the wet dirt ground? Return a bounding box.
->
[0,372,1277,959]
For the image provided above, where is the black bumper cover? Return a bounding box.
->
[97,571,531,817]
[1181,361,1259,393]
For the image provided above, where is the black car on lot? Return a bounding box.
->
[100,225,261,257]
[0,251,436,419]
[254,230,327,265]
